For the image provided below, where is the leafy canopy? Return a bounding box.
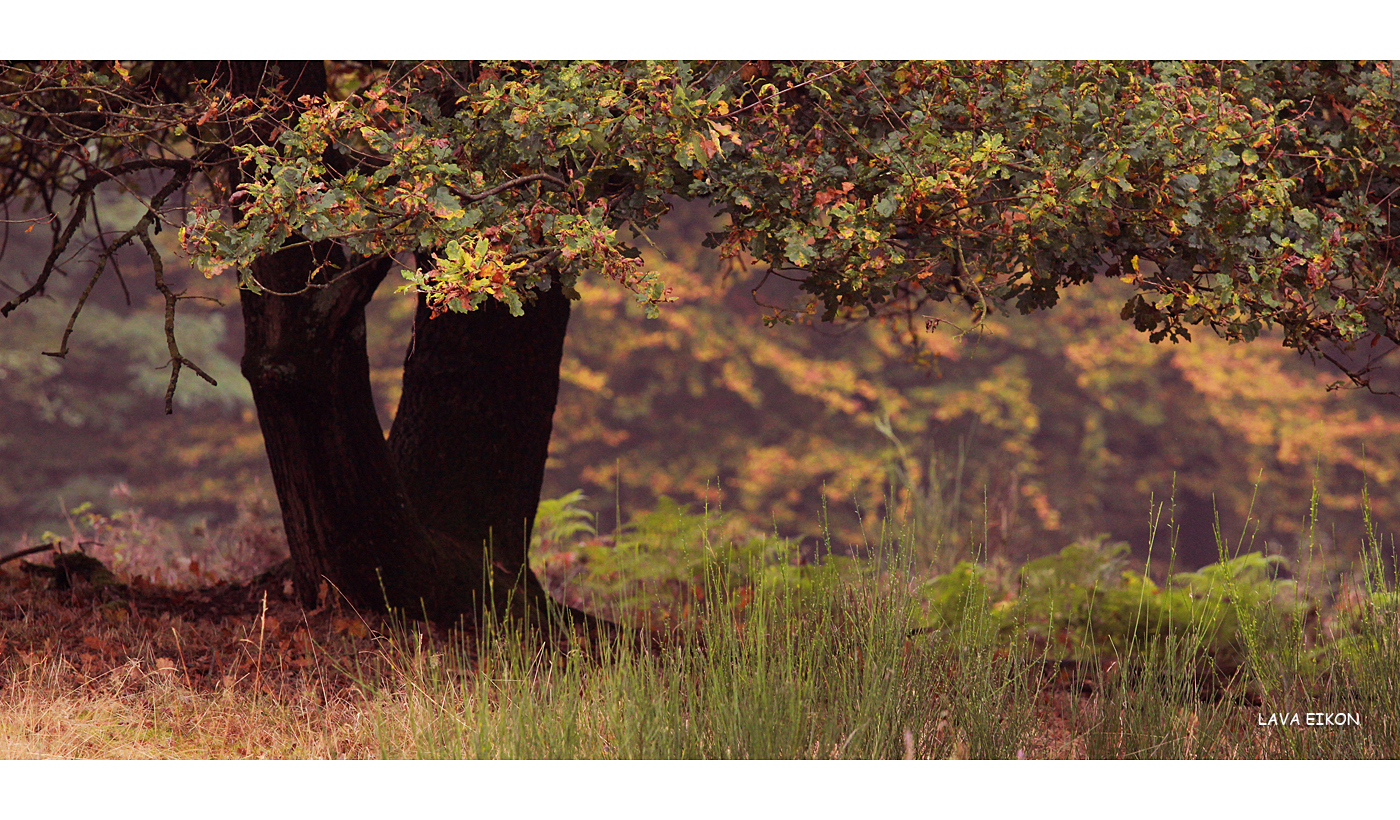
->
[5,60,1400,394]
[183,61,1400,389]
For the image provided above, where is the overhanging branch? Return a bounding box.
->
[139,231,217,413]
[1,158,195,319]
[40,170,189,359]
[448,172,568,204]
[0,187,94,317]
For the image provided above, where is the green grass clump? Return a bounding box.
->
[369,543,1045,759]
[359,491,1400,759]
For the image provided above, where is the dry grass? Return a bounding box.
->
[0,558,411,759]
[0,656,380,759]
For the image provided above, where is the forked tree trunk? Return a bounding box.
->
[241,249,575,622]
[228,60,580,627]
[239,244,485,620]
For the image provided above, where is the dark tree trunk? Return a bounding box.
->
[223,60,478,620]
[388,284,572,606]
[239,244,485,620]
[226,60,583,627]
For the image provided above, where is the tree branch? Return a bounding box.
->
[1,158,195,319]
[448,173,568,204]
[0,543,58,567]
[41,170,189,359]
[0,187,93,317]
[243,251,390,297]
[139,231,217,414]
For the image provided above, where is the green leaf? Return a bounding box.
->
[502,289,524,317]
[784,232,814,266]
[1292,208,1319,232]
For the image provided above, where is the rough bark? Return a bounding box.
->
[239,244,484,619]
[220,60,484,622]
[388,283,572,608]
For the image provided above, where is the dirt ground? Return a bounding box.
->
[0,557,400,696]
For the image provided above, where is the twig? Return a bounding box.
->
[0,188,94,317]
[725,62,857,118]
[254,591,268,706]
[89,200,132,306]
[242,252,389,298]
[172,626,195,689]
[2,157,194,318]
[0,543,58,568]
[0,539,103,568]
[140,232,217,413]
[41,171,189,359]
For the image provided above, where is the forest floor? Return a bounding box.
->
[0,561,1364,759]
[0,561,405,758]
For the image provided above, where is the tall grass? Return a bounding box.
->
[364,559,1005,758]
[358,483,1400,759]
[353,512,1059,760]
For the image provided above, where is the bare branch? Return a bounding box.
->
[0,539,105,568]
[243,251,390,297]
[0,544,57,567]
[2,158,196,318]
[139,231,217,414]
[40,170,189,358]
[0,187,93,317]
[1319,346,1400,399]
[84,157,195,184]
[90,200,132,306]
[522,248,562,275]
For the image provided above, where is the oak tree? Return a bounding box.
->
[3,60,1397,622]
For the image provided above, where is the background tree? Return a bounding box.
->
[546,202,1400,571]
[11,197,1396,579]
[4,60,1399,623]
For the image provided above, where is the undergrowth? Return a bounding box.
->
[367,488,1400,758]
[3,485,1398,758]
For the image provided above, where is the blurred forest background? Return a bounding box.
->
[5,193,1400,576]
